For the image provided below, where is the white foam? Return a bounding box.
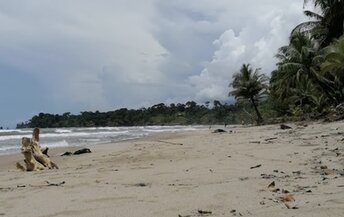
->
[55,129,73,133]
[0,145,19,152]
[0,129,32,134]
[0,125,205,155]
[0,134,31,141]
[43,140,69,148]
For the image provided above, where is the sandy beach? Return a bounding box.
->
[0,121,343,217]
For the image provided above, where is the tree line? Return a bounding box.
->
[16,101,263,128]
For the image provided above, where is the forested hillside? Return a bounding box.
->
[17,101,267,128]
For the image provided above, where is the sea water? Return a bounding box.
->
[0,126,204,155]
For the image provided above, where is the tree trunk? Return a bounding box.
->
[250,97,263,125]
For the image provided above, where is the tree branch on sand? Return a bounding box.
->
[16,128,58,171]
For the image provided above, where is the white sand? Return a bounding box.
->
[0,121,343,217]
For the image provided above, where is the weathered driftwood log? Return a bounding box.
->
[16,138,45,171]
[16,128,58,171]
[30,128,58,169]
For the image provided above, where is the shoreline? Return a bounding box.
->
[1,121,343,217]
[0,125,212,156]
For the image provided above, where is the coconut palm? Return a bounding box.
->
[229,64,268,124]
[271,33,317,100]
[321,34,344,102]
[293,0,344,47]
[271,32,337,107]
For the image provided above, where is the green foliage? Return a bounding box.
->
[233,1,344,120]
[16,101,256,128]
[293,0,344,47]
[321,35,344,101]
[270,32,343,117]
[229,64,269,124]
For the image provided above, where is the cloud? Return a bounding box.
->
[185,0,305,102]
[0,0,167,110]
[0,0,307,126]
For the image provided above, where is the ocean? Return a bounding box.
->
[0,126,205,155]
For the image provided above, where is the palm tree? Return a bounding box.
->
[229,64,268,124]
[293,0,344,47]
[271,32,337,107]
[321,34,344,102]
[271,33,316,102]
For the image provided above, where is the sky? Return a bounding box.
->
[0,0,307,127]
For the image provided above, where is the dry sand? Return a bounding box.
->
[0,121,343,217]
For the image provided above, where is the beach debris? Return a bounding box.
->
[61,148,92,156]
[280,124,292,130]
[28,181,66,188]
[250,164,262,169]
[46,181,65,187]
[229,209,242,216]
[268,181,275,189]
[282,189,290,194]
[239,177,249,181]
[249,141,261,144]
[268,181,281,192]
[271,188,280,192]
[279,194,295,202]
[213,129,226,133]
[178,215,191,217]
[61,151,73,156]
[292,170,301,175]
[261,174,276,179]
[198,210,212,215]
[265,137,278,141]
[279,194,297,209]
[157,140,183,146]
[16,128,58,171]
[73,148,92,155]
[133,183,150,187]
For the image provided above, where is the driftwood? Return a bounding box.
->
[30,128,58,169]
[16,138,45,171]
[213,129,227,133]
[280,124,292,130]
[61,148,92,156]
[73,148,91,155]
[17,128,58,171]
